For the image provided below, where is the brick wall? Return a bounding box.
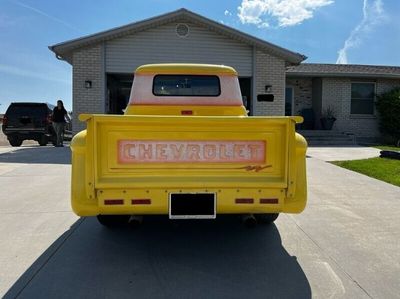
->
[376,78,400,94]
[72,44,105,133]
[286,77,313,114]
[254,50,285,116]
[322,77,400,138]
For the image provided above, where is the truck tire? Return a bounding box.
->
[97,215,130,227]
[255,213,279,224]
[9,137,22,147]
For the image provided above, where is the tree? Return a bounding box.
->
[376,88,400,146]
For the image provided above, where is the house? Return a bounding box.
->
[49,8,400,142]
[49,8,305,133]
[286,63,400,141]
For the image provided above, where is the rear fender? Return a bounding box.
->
[282,133,307,213]
[70,129,98,215]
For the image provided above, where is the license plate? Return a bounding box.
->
[169,193,216,219]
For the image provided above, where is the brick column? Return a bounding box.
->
[254,50,285,116]
[72,44,105,133]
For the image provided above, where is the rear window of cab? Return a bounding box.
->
[153,75,221,97]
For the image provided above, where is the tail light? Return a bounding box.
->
[46,114,52,124]
[2,115,7,126]
[260,198,279,204]
[104,199,124,205]
[131,199,151,205]
[235,198,254,204]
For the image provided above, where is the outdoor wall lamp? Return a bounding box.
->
[265,84,272,92]
[85,80,92,89]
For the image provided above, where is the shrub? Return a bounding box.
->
[376,88,400,145]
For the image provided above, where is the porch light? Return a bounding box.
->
[85,80,92,89]
[265,84,272,92]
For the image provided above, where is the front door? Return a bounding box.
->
[107,74,134,114]
[285,87,294,116]
[239,77,252,115]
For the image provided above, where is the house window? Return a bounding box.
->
[351,82,375,114]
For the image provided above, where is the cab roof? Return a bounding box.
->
[135,63,238,76]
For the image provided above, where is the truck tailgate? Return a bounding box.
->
[80,114,301,190]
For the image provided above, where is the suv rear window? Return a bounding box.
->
[153,75,220,96]
[6,104,47,118]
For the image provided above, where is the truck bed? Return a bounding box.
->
[71,114,307,216]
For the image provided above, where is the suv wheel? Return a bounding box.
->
[9,137,22,147]
[38,135,48,146]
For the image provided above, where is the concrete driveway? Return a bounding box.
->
[307,146,381,161]
[0,146,399,298]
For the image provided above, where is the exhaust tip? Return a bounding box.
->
[241,214,257,228]
[129,215,143,227]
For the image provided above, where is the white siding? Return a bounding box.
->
[105,22,253,76]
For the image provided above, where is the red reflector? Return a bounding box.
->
[104,199,124,205]
[131,199,151,205]
[235,198,254,204]
[181,110,193,115]
[260,198,279,204]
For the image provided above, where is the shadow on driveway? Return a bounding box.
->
[0,146,70,164]
[5,216,311,299]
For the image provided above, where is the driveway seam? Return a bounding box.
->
[288,215,373,298]
[12,217,85,298]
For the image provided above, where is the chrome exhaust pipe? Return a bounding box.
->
[129,215,143,227]
[241,214,257,228]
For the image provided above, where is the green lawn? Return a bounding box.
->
[332,157,400,187]
[373,145,400,151]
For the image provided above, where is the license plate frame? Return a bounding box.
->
[169,193,216,219]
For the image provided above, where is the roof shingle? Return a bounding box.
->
[286,63,400,79]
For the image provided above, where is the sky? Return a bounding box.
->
[0,0,399,113]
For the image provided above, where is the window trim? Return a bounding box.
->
[152,74,221,97]
[350,81,376,115]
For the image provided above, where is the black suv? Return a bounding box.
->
[2,102,71,147]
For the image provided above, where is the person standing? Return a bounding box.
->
[52,100,70,147]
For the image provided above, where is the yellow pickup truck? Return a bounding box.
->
[71,63,307,227]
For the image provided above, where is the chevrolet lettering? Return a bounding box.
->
[118,140,266,163]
